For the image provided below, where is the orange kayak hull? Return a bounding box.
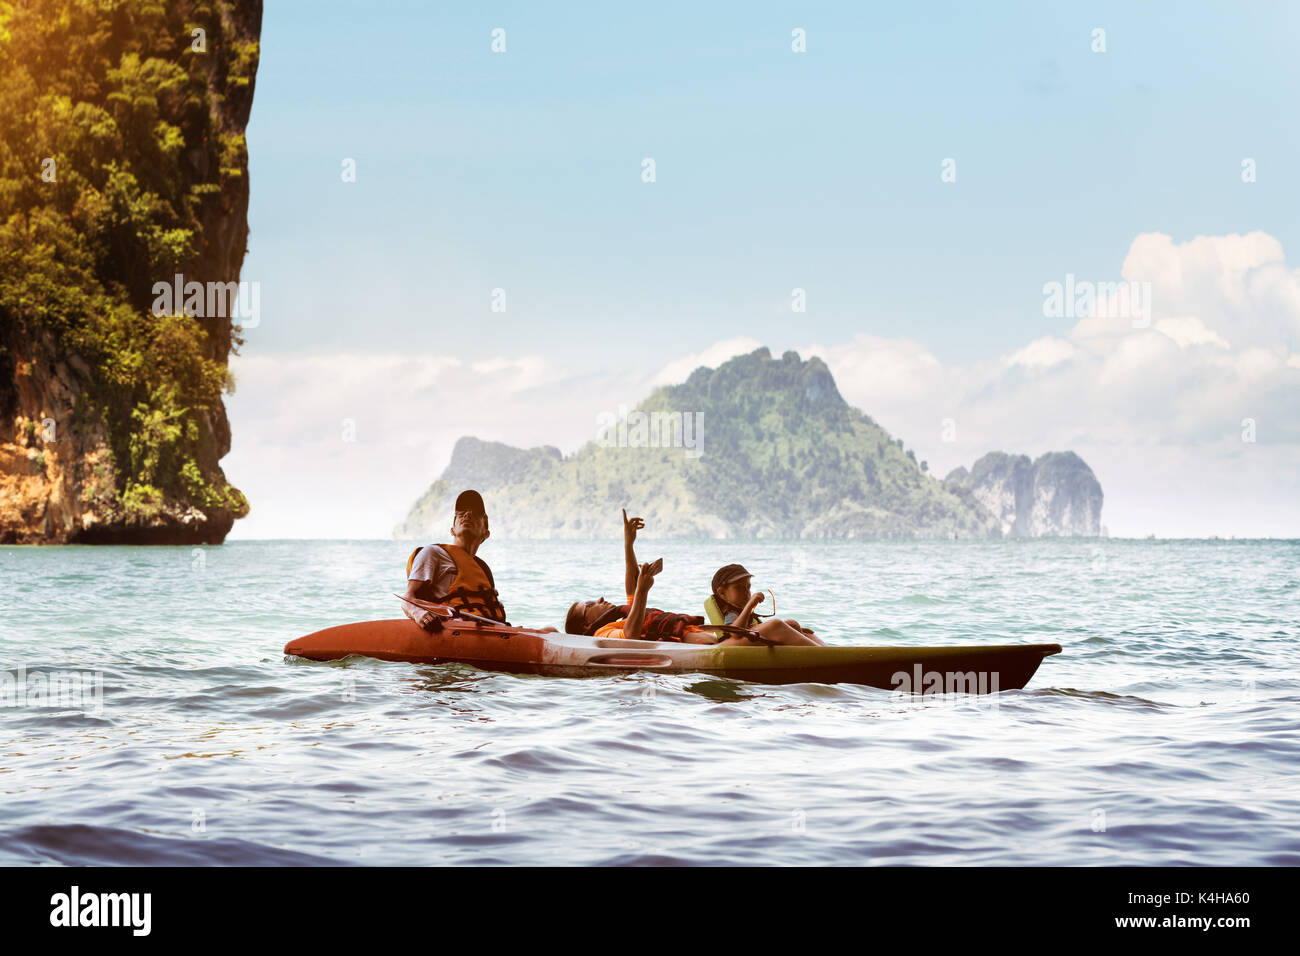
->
[284,619,1062,691]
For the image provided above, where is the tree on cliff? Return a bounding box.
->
[0,0,261,542]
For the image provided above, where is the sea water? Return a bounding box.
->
[1,539,1297,865]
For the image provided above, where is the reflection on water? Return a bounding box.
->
[681,679,761,702]
[407,665,500,694]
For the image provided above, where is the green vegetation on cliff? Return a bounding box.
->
[0,0,258,537]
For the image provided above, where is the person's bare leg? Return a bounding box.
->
[783,618,825,645]
[713,633,794,646]
[790,624,821,647]
[712,623,821,647]
[751,619,818,646]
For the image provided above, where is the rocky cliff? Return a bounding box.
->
[397,348,1106,540]
[0,0,262,543]
[943,451,1103,537]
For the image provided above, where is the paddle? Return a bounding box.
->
[697,623,777,646]
[394,594,508,629]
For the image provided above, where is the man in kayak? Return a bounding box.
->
[402,489,510,629]
[564,510,819,645]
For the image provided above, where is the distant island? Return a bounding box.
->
[396,347,1103,540]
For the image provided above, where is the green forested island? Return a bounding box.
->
[397,348,1104,540]
[0,0,261,543]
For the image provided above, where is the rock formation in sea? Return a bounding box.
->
[397,347,1105,540]
[943,451,1103,537]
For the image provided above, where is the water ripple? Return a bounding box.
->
[2,538,1297,864]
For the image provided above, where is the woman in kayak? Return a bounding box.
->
[708,563,825,645]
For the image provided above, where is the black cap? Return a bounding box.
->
[454,489,486,516]
[711,564,752,593]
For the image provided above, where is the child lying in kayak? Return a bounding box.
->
[563,511,819,646]
[567,560,797,644]
[707,563,825,645]
[565,554,714,641]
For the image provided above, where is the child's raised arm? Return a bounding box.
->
[622,508,644,598]
[622,561,659,639]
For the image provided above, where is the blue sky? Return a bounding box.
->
[225,1,1300,537]
[241,1,1298,362]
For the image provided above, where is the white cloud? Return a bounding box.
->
[1121,231,1300,348]
[806,231,1300,537]
[652,336,762,386]
[1154,316,1230,349]
[223,349,678,538]
[1006,336,1078,370]
[469,355,560,391]
[803,334,952,409]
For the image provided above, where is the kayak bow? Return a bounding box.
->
[284,613,1062,691]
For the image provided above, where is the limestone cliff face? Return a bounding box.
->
[944,451,1103,537]
[0,0,263,544]
[1,325,120,542]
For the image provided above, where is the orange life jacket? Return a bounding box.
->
[588,604,704,641]
[405,543,508,623]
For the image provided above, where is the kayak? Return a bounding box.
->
[284,617,1062,692]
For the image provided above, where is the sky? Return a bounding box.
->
[223,0,1300,538]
